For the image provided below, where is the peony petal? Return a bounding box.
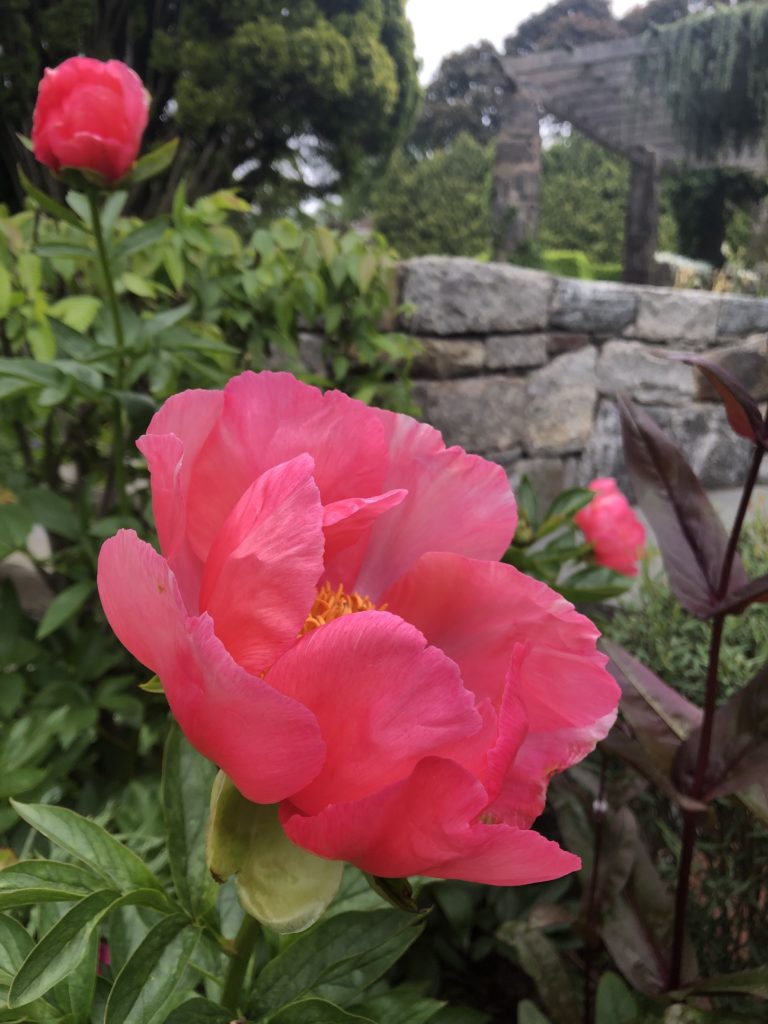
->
[98,530,325,804]
[355,411,517,597]
[282,757,579,884]
[186,372,389,562]
[267,611,482,815]
[489,712,618,829]
[322,489,407,591]
[138,388,223,611]
[169,614,325,804]
[383,553,611,708]
[97,528,186,673]
[199,455,324,675]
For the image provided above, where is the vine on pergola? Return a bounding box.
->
[640,1,768,158]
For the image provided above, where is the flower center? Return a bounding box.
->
[300,582,378,635]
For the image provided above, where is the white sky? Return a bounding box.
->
[409,0,642,83]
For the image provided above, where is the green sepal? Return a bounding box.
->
[206,772,343,934]
[364,874,420,914]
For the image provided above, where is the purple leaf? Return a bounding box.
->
[674,663,768,801]
[602,640,702,774]
[618,394,749,618]
[713,572,768,616]
[666,352,765,445]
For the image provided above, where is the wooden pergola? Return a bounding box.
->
[494,36,767,282]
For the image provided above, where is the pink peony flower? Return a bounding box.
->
[98,372,619,886]
[575,477,646,577]
[32,57,149,183]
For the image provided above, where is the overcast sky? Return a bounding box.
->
[409,0,641,82]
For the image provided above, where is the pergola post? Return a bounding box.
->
[491,85,541,260]
[623,149,660,285]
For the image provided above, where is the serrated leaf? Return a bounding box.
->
[9,803,163,894]
[618,393,748,618]
[162,727,217,920]
[36,582,93,640]
[105,917,199,1024]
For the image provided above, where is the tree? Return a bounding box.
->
[410,41,506,153]
[540,132,678,262]
[0,0,419,212]
[505,0,625,55]
[372,133,493,257]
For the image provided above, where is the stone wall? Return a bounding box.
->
[397,257,768,507]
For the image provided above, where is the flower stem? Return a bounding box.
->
[87,191,128,515]
[583,752,607,1024]
[668,442,765,989]
[221,914,262,1014]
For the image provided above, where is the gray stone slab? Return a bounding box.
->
[411,375,526,453]
[631,288,721,346]
[597,339,696,403]
[524,346,597,456]
[716,295,768,338]
[401,257,553,335]
[550,278,637,334]
[413,338,486,379]
[486,333,549,369]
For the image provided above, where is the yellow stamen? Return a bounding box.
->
[300,581,379,635]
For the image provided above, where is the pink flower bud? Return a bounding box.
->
[32,57,149,183]
[575,477,646,577]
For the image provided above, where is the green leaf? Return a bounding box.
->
[0,266,12,319]
[105,917,199,1024]
[0,915,33,982]
[0,504,33,560]
[164,999,232,1023]
[673,964,768,999]
[251,910,424,1014]
[139,675,164,694]
[36,582,94,640]
[34,244,93,260]
[537,487,594,538]
[515,475,539,532]
[62,927,99,1022]
[162,727,218,921]
[595,971,639,1024]
[121,272,156,298]
[123,138,179,186]
[267,998,375,1023]
[516,1001,552,1024]
[27,324,55,364]
[8,890,118,1006]
[18,172,84,229]
[9,802,163,894]
[23,490,79,541]
[0,769,48,800]
[498,923,579,1024]
[355,985,445,1024]
[48,296,101,333]
[207,773,343,934]
[0,860,104,910]
[141,301,194,338]
[113,217,170,262]
[365,875,419,914]
[100,191,129,235]
[557,567,634,604]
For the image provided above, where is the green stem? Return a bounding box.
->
[87,191,128,515]
[221,914,262,1014]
